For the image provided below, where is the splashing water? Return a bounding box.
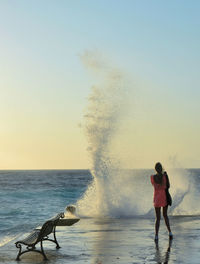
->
[169,168,200,216]
[77,52,200,218]
[77,51,131,217]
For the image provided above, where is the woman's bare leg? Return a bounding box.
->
[163,206,171,233]
[155,207,161,236]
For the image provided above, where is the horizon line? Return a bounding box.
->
[0,167,199,171]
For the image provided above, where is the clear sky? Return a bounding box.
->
[0,0,200,169]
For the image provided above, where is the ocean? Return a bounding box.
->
[0,170,92,247]
[2,169,200,264]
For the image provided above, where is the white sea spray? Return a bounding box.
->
[77,51,199,217]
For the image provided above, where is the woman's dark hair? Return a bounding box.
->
[154,162,163,185]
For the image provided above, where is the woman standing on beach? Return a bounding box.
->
[151,162,173,241]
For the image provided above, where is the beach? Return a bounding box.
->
[1,216,200,264]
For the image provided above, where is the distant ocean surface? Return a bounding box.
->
[0,170,92,246]
[1,169,200,248]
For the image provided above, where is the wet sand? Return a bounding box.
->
[1,216,200,263]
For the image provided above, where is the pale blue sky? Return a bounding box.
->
[0,1,199,169]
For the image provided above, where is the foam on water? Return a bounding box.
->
[77,52,200,218]
[0,235,18,247]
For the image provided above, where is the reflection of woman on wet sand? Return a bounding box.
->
[155,239,173,264]
[151,162,173,241]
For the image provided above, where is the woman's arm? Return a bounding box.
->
[150,175,154,185]
[164,171,170,188]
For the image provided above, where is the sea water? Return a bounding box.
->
[0,170,92,247]
[1,168,200,248]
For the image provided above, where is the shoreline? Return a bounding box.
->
[1,216,200,263]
